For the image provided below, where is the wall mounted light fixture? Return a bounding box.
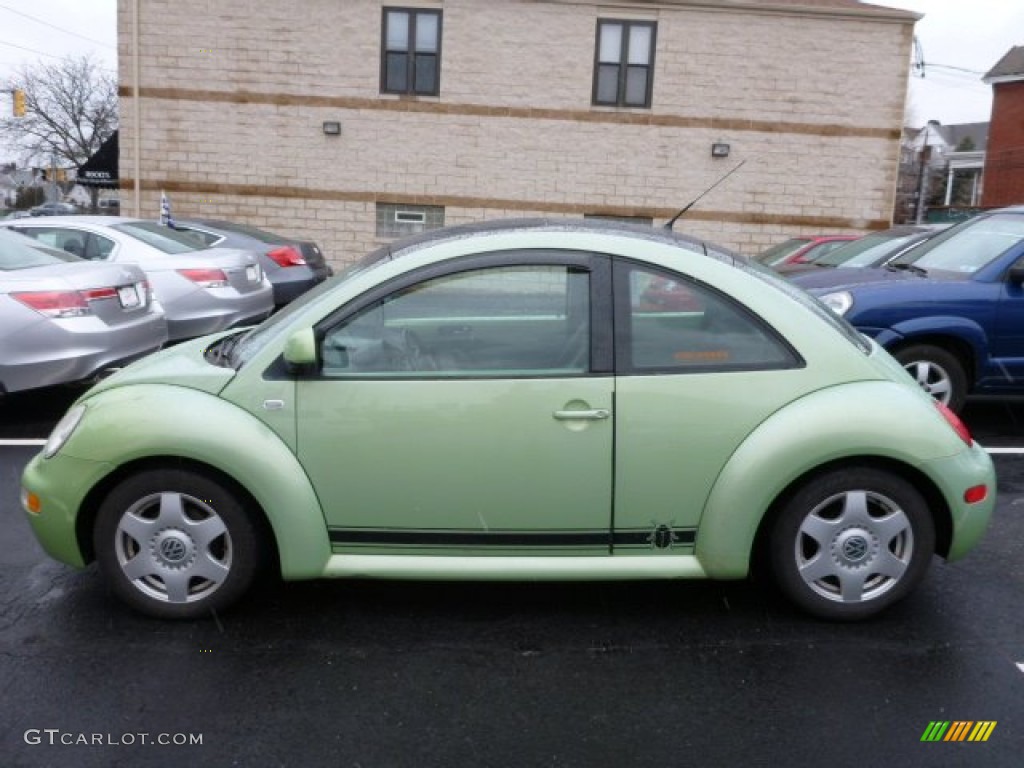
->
[711,142,730,158]
[322,121,341,136]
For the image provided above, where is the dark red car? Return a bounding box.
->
[755,235,859,269]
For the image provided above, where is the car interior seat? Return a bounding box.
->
[62,237,85,258]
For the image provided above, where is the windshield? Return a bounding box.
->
[0,228,72,270]
[815,231,919,268]
[229,248,390,367]
[891,213,1024,275]
[754,238,809,266]
[112,221,211,254]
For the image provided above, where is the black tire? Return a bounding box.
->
[93,468,263,619]
[893,344,968,413]
[769,468,935,621]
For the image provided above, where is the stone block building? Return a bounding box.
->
[117,0,918,265]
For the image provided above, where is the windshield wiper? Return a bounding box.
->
[205,331,246,368]
[886,262,928,277]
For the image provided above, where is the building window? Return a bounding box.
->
[376,203,445,237]
[381,8,442,96]
[593,20,656,108]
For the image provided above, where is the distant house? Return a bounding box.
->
[0,167,43,208]
[982,46,1024,207]
[893,121,987,224]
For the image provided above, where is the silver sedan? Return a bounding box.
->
[0,216,274,342]
[0,228,168,395]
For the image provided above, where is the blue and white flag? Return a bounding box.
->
[159,190,174,227]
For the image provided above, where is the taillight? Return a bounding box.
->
[81,287,119,301]
[266,246,305,267]
[178,268,229,288]
[13,290,92,318]
[964,485,988,504]
[934,400,972,446]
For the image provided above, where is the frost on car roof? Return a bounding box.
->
[377,218,746,266]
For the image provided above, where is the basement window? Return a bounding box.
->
[376,203,445,237]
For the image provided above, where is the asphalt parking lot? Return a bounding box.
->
[1,390,1022,767]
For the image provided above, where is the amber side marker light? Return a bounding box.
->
[964,485,988,505]
[22,490,41,515]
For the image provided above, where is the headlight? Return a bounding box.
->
[819,291,853,316]
[44,404,86,459]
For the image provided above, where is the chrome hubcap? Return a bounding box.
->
[795,490,913,603]
[903,360,952,404]
[114,492,231,604]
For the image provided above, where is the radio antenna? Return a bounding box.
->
[663,159,747,230]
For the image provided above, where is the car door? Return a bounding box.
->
[611,260,804,555]
[296,251,615,556]
[989,264,1024,389]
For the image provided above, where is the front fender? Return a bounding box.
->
[869,315,988,360]
[695,381,964,578]
[62,384,330,579]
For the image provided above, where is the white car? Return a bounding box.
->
[0,216,274,341]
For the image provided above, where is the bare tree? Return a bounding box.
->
[1,54,117,169]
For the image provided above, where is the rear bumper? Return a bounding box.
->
[268,267,329,306]
[921,441,996,561]
[0,314,168,394]
[164,283,274,341]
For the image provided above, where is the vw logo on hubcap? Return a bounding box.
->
[842,536,869,562]
[159,537,188,563]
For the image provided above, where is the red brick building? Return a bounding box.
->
[982,46,1024,207]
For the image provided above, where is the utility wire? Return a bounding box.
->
[0,3,115,49]
[0,38,63,60]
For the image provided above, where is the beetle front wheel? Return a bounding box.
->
[94,468,263,619]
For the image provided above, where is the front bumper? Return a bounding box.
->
[21,450,115,568]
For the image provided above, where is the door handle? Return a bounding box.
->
[553,409,610,421]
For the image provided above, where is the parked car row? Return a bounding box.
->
[0,216,331,396]
[761,210,1024,412]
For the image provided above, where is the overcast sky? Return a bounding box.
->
[1,0,1020,159]
[878,0,1024,126]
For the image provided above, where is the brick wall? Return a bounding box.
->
[118,0,915,265]
[983,80,1024,208]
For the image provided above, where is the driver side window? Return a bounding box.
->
[320,265,591,377]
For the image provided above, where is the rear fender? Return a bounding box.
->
[695,381,962,578]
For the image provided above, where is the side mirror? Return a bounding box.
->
[283,328,317,372]
[1008,260,1024,284]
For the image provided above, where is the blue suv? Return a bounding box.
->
[793,206,1024,412]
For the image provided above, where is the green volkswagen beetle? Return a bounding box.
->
[19,219,995,620]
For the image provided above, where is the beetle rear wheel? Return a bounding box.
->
[769,468,935,620]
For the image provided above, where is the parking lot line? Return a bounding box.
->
[0,440,46,446]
